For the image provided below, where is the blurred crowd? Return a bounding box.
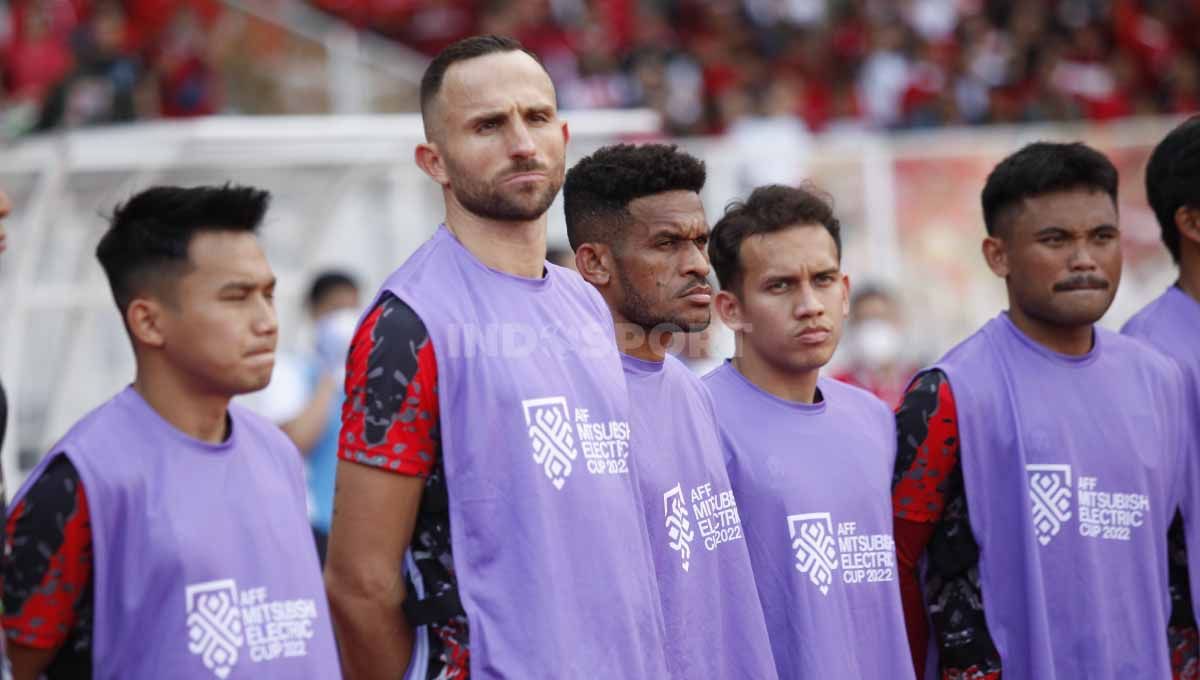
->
[4,0,1199,136]
[306,0,1200,134]
[0,0,227,135]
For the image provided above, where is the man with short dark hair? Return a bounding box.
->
[324,36,668,680]
[703,183,913,679]
[1122,114,1200,678]
[564,143,778,680]
[892,142,1188,679]
[2,184,340,679]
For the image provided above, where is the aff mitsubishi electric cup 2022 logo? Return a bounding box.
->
[185,579,321,678]
[1026,463,1150,546]
[789,513,838,595]
[661,480,744,573]
[664,484,696,571]
[788,512,896,596]
[522,396,631,490]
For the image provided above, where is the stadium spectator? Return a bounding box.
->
[4,0,1198,133]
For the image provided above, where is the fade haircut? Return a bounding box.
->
[563,143,706,251]
[419,35,541,135]
[709,184,841,294]
[307,270,358,310]
[1145,115,1200,264]
[981,141,1118,236]
[96,184,271,314]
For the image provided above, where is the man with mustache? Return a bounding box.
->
[324,37,669,680]
[1122,114,1200,678]
[702,184,914,679]
[564,143,778,680]
[892,141,1189,679]
[2,185,341,679]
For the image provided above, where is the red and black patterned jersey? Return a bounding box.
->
[2,455,94,679]
[339,291,468,679]
[893,370,1003,680]
[892,370,1198,680]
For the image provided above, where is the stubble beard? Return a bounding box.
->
[448,158,563,222]
[616,265,711,335]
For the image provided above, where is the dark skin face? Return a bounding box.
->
[983,188,1121,354]
[611,190,712,333]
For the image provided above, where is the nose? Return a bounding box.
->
[253,294,278,337]
[1068,241,1100,271]
[793,282,826,320]
[507,119,536,159]
[682,238,711,281]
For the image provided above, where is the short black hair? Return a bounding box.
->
[307,270,358,310]
[96,184,271,313]
[981,141,1118,236]
[563,143,706,251]
[1145,115,1200,264]
[709,184,842,293]
[420,35,540,126]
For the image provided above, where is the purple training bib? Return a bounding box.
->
[703,362,913,680]
[9,387,341,679]
[623,353,777,679]
[371,226,669,679]
[934,312,1187,679]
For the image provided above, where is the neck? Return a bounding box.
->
[732,336,821,404]
[616,317,671,363]
[1178,248,1200,303]
[132,358,230,444]
[1006,306,1093,356]
[444,194,547,279]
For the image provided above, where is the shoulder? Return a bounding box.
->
[550,263,614,325]
[361,291,428,342]
[229,402,295,445]
[699,361,734,391]
[663,353,703,387]
[1120,290,1172,338]
[1100,326,1181,379]
[380,229,457,290]
[45,390,141,467]
[821,376,894,431]
[935,319,1001,369]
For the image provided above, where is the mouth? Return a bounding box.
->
[680,285,713,305]
[793,327,832,345]
[502,171,546,185]
[245,349,275,364]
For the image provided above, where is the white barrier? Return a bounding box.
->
[0,112,1184,488]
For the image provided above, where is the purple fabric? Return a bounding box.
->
[9,386,340,679]
[621,353,778,680]
[703,362,913,680]
[375,226,669,678]
[1123,285,1200,617]
[935,312,1186,679]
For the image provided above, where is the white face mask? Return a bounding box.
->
[851,318,903,367]
[314,308,360,371]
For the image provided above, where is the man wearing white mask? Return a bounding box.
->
[245,270,361,562]
[833,283,918,408]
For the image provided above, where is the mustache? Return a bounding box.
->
[1053,275,1110,292]
[676,277,711,297]
[504,159,548,174]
